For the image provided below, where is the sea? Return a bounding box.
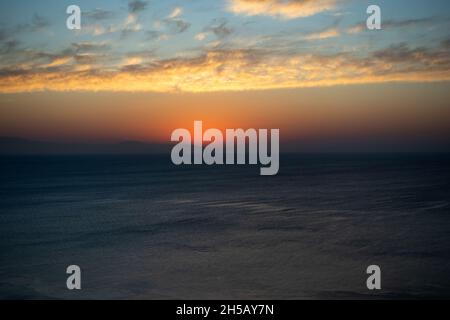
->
[0,154,449,299]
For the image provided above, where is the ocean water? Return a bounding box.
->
[0,154,449,299]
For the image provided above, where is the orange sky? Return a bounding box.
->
[1,82,449,151]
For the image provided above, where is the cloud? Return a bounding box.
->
[146,30,167,41]
[125,49,156,61]
[79,5,142,39]
[118,14,143,39]
[11,14,51,34]
[347,17,437,34]
[69,42,111,54]
[228,0,337,19]
[168,7,183,19]
[1,41,449,94]
[80,7,142,37]
[206,19,233,38]
[0,14,50,45]
[128,0,148,14]
[372,43,449,66]
[195,19,233,42]
[162,8,190,34]
[195,32,208,41]
[0,40,20,55]
[163,19,190,34]
[303,27,339,40]
[0,40,113,76]
[346,23,365,34]
[84,9,115,21]
[383,17,436,29]
[30,14,51,30]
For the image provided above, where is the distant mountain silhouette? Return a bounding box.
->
[0,137,170,155]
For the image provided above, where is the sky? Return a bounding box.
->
[0,0,449,151]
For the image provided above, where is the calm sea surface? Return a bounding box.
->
[1,154,450,299]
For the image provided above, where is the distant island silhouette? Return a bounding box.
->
[0,137,170,155]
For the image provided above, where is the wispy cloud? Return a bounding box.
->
[146,30,166,41]
[162,7,190,34]
[195,32,208,41]
[303,27,339,40]
[168,7,183,19]
[1,13,52,37]
[120,14,143,38]
[383,17,436,29]
[346,23,365,34]
[29,14,51,30]
[206,19,233,38]
[196,19,233,42]
[347,17,439,34]
[163,19,190,34]
[84,9,115,22]
[128,0,148,14]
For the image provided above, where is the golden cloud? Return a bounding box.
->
[1,45,450,93]
[227,0,337,19]
[303,28,340,40]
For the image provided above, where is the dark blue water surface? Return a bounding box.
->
[1,154,450,299]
